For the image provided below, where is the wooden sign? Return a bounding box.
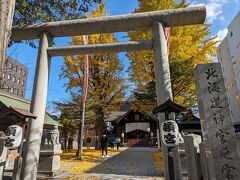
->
[195,63,240,180]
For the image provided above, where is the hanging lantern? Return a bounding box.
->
[161,120,179,147]
[5,125,23,148]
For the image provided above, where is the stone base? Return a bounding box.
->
[38,144,62,176]
[40,144,62,156]
[38,155,60,172]
[38,169,62,177]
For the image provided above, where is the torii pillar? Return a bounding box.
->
[20,33,52,180]
[10,6,206,180]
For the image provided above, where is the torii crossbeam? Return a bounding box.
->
[10,6,206,180]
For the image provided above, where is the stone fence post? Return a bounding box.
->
[183,136,201,180]
[199,143,210,180]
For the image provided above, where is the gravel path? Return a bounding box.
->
[83,147,164,179]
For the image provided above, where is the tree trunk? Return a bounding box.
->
[0,0,15,83]
[95,126,102,150]
[64,127,67,151]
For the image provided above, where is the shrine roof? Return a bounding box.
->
[104,111,129,122]
[0,91,61,126]
[9,106,36,119]
[153,99,186,114]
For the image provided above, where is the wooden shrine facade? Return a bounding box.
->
[105,105,158,147]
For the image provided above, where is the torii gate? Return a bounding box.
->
[11,6,206,180]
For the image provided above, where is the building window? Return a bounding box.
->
[9,63,12,68]
[21,80,24,86]
[10,88,14,93]
[23,71,26,76]
[13,66,17,72]
[18,69,22,74]
[7,74,11,80]
[12,76,16,82]
[4,61,8,67]
[5,85,9,90]
[2,73,5,78]
[15,89,19,95]
[15,66,18,72]
[17,79,20,84]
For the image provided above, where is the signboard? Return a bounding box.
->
[5,125,23,148]
[161,120,179,147]
[195,63,240,180]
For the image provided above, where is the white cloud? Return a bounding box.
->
[216,28,228,41]
[214,28,228,46]
[190,0,230,23]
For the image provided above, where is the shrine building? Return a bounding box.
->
[104,104,158,147]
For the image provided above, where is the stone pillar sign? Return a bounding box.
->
[195,63,240,180]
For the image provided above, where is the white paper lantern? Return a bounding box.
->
[5,125,23,148]
[161,120,179,147]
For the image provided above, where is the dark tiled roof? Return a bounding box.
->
[153,99,185,114]
[104,111,128,122]
[177,114,200,124]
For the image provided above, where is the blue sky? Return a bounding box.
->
[7,0,240,113]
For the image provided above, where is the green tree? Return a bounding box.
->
[1,0,102,84]
[54,92,82,150]
[128,0,217,113]
[61,3,127,149]
[14,0,102,26]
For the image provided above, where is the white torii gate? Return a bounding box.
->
[11,6,206,180]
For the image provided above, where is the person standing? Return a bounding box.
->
[116,137,121,150]
[100,133,109,157]
[86,137,91,149]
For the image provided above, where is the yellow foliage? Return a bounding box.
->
[152,149,164,171]
[61,148,119,174]
[128,0,218,109]
[61,3,126,127]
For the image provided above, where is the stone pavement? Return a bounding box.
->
[82,147,164,179]
[36,147,164,179]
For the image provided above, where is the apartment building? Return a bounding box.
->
[218,12,240,126]
[0,57,28,98]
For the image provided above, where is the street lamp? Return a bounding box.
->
[153,99,185,180]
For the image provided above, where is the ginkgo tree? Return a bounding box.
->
[127,0,218,113]
[61,3,127,149]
